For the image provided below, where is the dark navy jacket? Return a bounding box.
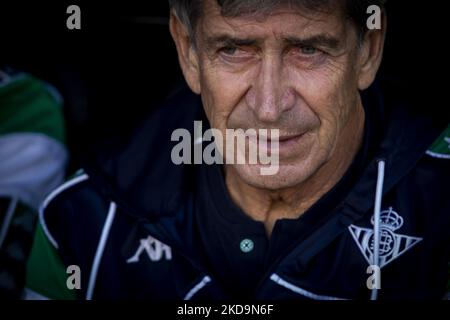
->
[38,85,450,300]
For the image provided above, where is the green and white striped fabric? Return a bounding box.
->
[0,69,68,298]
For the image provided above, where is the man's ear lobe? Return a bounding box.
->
[357,14,387,90]
[169,12,201,94]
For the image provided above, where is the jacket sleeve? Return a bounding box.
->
[25,222,76,300]
[24,170,96,300]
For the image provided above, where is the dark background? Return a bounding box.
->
[1,1,448,170]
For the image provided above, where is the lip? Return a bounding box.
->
[247,133,304,142]
[278,134,304,142]
[256,133,306,156]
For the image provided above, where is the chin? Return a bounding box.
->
[231,161,318,191]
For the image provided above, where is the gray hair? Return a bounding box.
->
[169,0,386,39]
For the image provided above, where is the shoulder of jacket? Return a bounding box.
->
[39,169,109,250]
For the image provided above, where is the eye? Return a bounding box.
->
[289,45,326,67]
[219,46,238,55]
[299,46,317,55]
[217,46,255,64]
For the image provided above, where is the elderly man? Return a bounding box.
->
[26,0,449,300]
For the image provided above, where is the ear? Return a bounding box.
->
[169,11,201,94]
[357,12,387,90]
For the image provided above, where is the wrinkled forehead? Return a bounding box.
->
[211,0,342,19]
[198,0,349,43]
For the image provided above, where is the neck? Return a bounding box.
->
[225,101,365,238]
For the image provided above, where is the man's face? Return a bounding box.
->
[175,1,377,190]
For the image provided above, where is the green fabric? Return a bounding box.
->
[26,224,76,300]
[0,74,65,144]
[428,124,450,157]
[0,199,37,298]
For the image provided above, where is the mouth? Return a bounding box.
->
[270,133,305,152]
[244,132,304,142]
[247,132,306,156]
[277,134,304,143]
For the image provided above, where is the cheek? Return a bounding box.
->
[199,59,253,130]
[290,65,353,150]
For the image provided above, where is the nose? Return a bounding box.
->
[245,54,295,123]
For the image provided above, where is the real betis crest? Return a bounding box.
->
[348,207,422,268]
[426,125,450,159]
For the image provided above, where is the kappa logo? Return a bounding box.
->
[127,235,172,263]
[348,207,422,268]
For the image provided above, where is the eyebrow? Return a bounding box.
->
[204,34,341,51]
[204,35,262,50]
[283,35,340,50]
